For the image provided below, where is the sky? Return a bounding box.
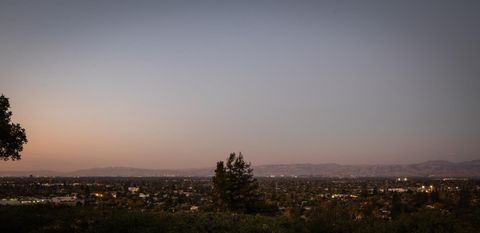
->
[1,0,479,171]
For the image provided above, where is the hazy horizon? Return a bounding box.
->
[1,1,480,171]
[0,159,479,173]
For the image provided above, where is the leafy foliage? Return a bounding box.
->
[0,206,305,233]
[1,206,479,233]
[0,95,27,160]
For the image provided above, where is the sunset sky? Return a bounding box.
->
[1,0,479,171]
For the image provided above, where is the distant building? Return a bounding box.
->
[128,187,140,193]
[50,196,82,206]
[388,188,408,193]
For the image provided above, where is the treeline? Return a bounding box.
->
[1,205,479,233]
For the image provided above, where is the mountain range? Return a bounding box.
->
[1,160,480,177]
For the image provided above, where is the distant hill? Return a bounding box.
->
[1,160,480,177]
[253,160,480,177]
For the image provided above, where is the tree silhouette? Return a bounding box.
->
[0,95,27,160]
[212,152,260,213]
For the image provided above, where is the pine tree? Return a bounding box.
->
[212,152,260,213]
[212,160,227,211]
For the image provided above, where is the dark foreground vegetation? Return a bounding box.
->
[1,205,479,233]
